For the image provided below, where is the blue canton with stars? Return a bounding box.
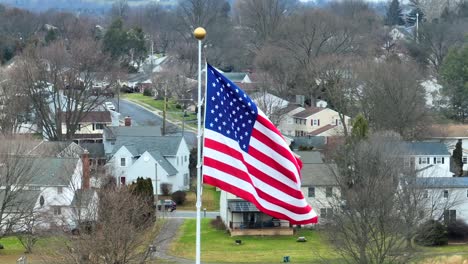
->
[205,64,258,152]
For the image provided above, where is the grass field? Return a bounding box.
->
[170,219,339,263]
[175,185,220,211]
[122,93,197,124]
[0,236,64,264]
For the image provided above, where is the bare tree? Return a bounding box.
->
[0,136,45,237]
[233,0,296,49]
[356,59,428,140]
[48,185,159,264]
[324,132,412,263]
[11,39,118,141]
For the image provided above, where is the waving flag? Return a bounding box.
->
[203,64,318,224]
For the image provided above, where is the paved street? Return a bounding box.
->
[158,210,219,219]
[113,98,197,148]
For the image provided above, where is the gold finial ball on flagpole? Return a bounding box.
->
[193,27,206,40]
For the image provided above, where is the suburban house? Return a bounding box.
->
[298,151,338,225]
[0,152,97,232]
[105,129,190,195]
[286,107,351,137]
[60,109,117,143]
[219,190,292,236]
[425,124,468,172]
[403,142,453,178]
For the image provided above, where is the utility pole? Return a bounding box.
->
[162,85,167,135]
[416,12,419,43]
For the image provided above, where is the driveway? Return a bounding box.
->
[151,218,193,263]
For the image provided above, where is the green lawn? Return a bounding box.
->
[169,219,339,263]
[173,185,220,211]
[0,236,64,264]
[122,93,197,125]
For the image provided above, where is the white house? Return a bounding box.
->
[425,124,468,172]
[298,151,338,224]
[106,135,190,195]
[403,142,453,178]
[289,107,351,137]
[0,153,97,232]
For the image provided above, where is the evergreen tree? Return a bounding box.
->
[440,44,468,122]
[350,114,369,141]
[385,0,405,26]
[452,139,463,176]
[406,7,424,26]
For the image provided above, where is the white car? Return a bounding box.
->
[104,102,115,111]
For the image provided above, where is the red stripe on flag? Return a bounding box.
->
[204,156,304,200]
[204,139,304,199]
[256,115,302,173]
[203,175,318,225]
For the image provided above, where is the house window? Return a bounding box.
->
[184,173,189,186]
[434,157,444,164]
[53,207,62,215]
[443,190,449,198]
[312,119,320,126]
[463,156,467,164]
[320,208,333,219]
[185,156,188,162]
[77,124,82,130]
[95,123,104,129]
[444,209,456,224]
[57,186,63,194]
[325,187,333,197]
[120,176,126,185]
[308,187,315,198]
[419,157,430,164]
[335,119,342,126]
[120,158,126,167]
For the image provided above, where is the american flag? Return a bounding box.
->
[203,64,318,224]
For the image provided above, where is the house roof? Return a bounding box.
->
[403,142,449,156]
[60,111,111,123]
[28,141,84,157]
[29,157,79,186]
[104,126,162,140]
[301,163,337,186]
[295,151,324,164]
[71,189,96,208]
[426,124,468,138]
[148,151,178,176]
[79,143,105,158]
[309,125,337,136]
[279,104,304,114]
[79,111,111,123]
[223,72,247,82]
[416,177,468,188]
[293,107,325,119]
[228,201,260,212]
[112,135,183,156]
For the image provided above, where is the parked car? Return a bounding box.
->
[157,200,176,212]
[104,101,115,111]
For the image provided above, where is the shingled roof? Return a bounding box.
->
[112,136,184,157]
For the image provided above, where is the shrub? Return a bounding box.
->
[171,191,187,205]
[447,220,468,242]
[211,216,226,230]
[298,145,314,151]
[143,88,153,97]
[415,220,448,246]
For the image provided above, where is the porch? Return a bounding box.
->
[227,201,293,236]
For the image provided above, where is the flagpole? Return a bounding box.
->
[194,26,206,264]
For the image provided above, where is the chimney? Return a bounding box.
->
[82,149,90,189]
[124,116,132,127]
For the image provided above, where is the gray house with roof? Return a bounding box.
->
[403,142,452,178]
[105,133,190,195]
[0,155,97,232]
